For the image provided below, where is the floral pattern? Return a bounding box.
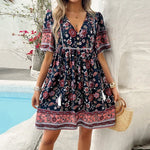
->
[35,9,116,130]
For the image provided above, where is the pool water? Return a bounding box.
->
[0,91,36,134]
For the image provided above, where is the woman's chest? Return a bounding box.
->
[57,12,97,49]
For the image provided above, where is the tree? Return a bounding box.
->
[3,0,52,72]
[31,0,52,71]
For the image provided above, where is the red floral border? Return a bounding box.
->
[35,105,116,130]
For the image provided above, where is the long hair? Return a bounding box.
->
[52,0,95,45]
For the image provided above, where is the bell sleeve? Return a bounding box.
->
[40,9,55,53]
[95,12,112,55]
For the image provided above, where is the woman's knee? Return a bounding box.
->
[79,126,93,138]
[41,129,61,145]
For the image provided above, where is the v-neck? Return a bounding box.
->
[64,11,88,35]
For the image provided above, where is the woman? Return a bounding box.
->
[32,0,120,150]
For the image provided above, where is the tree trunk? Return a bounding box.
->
[32,48,44,71]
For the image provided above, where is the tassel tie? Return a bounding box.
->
[101,90,106,101]
[57,93,62,106]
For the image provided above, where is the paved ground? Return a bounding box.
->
[0,67,36,81]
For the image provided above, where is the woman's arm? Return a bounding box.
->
[35,51,53,87]
[97,52,119,101]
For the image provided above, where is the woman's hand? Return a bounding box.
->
[31,91,41,109]
[111,87,120,102]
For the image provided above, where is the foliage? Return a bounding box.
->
[0,0,52,61]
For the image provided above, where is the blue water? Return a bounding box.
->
[0,91,36,134]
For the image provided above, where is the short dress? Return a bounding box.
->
[35,9,116,130]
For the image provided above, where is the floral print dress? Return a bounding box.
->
[35,9,116,130]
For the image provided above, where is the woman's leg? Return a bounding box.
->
[38,129,61,150]
[78,126,93,150]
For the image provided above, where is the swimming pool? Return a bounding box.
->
[0,80,36,134]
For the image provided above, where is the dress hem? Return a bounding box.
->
[35,120,116,130]
[35,105,116,130]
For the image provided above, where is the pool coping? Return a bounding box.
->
[0,80,36,93]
